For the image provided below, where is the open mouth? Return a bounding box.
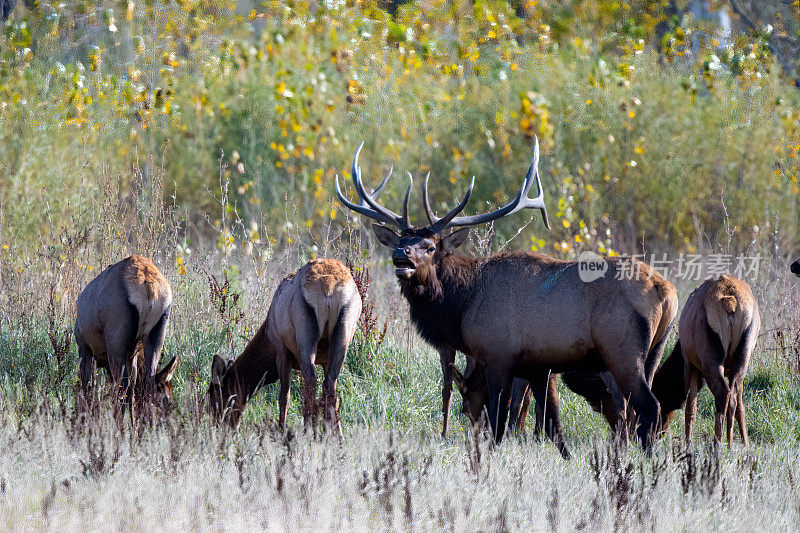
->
[393,259,415,278]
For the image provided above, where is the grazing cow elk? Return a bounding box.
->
[208,259,361,434]
[336,138,677,448]
[75,255,175,414]
[451,362,623,458]
[791,258,800,277]
[451,362,570,457]
[652,275,760,446]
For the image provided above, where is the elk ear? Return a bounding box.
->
[211,353,227,385]
[372,224,400,248]
[442,228,470,252]
[156,355,179,384]
[449,363,467,394]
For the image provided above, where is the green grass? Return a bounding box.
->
[4,316,799,446]
[1,261,800,530]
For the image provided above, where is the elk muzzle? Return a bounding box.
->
[392,248,416,279]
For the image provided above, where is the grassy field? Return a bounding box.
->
[1,253,800,530]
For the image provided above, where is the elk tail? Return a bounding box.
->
[651,340,686,419]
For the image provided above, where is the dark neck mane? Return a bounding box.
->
[399,253,482,352]
[223,320,279,407]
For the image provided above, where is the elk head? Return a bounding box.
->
[153,355,179,411]
[792,258,800,277]
[207,353,242,425]
[335,138,549,284]
[133,342,178,412]
[449,361,488,425]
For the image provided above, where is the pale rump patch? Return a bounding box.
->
[706,274,750,315]
[303,258,353,296]
[124,255,167,301]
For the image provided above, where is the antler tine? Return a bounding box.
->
[517,136,550,229]
[402,172,413,228]
[429,176,475,233]
[335,173,395,226]
[352,143,407,226]
[422,172,437,226]
[371,165,393,200]
[429,135,550,232]
[335,143,412,230]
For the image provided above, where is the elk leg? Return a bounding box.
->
[726,383,737,446]
[703,365,730,446]
[105,306,139,422]
[528,371,569,459]
[508,378,532,435]
[322,312,352,436]
[603,349,659,452]
[125,352,138,425]
[276,348,291,430]
[142,307,170,398]
[485,368,514,444]
[735,379,749,447]
[77,336,96,411]
[298,358,317,435]
[106,347,129,421]
[439,347,456,438]
[597,372,626,436]
[295,340,319,435]
[605,364,658,451]
[684,368,701,444]
[532,396,543,438]
[630,381,660,453]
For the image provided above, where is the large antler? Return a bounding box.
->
[422,136,550,233]
[335,142,413,230]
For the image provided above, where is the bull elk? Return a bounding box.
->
[451,363,623,458]
[75,255,177,414]
[336,138,677,449]
[208,259,361,434]
[652,275,760,446]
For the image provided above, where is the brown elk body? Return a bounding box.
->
[74,255,177,412]
[208,259,361,433]
[336,139,677,448]
[652,275,760,446]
